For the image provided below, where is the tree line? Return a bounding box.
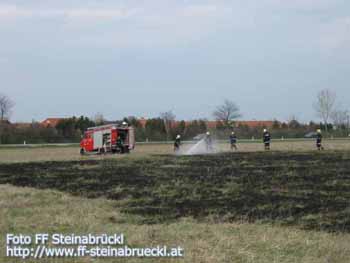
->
[0,89,349,144]
[0,114,347,144]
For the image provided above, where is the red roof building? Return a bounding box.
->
[137,118,276,129]
[235,121,276,129]
[13,122,32,129]
[138,117,148,128]
[41,118,65,127]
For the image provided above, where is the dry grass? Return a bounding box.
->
[1,141,350,262]
[0,139,349,163]
[1,184,350,263]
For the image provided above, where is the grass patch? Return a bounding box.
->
[1,185,350,263]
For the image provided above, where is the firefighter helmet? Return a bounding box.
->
[206,131,210,135]
[176,135,181,139]
[263,129,267,133]
[317,129,321,133]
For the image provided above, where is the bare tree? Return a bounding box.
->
[93,112,105,125]
[331,109,349,128]
[287,114,299,123]
[160,110,176,141]
[213,99,241,127]
[313,89,336,133]
[286,115,301,129]
[0,93,15,121]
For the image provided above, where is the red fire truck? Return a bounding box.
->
[80,124,135,155]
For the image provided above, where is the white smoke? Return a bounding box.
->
[184,138,218,155]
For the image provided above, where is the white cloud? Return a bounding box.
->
[0,1,348,52]
[318,16,350,50]
[0,3,240,49]
[0,5,134,20]
[265,0,336,10]
[0,5,33,18]
[181,5,219,17]
[58,3,237,48]
[0,3,227,21]
[65,8,136,20]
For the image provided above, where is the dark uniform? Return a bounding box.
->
[116,136,124,153]
[174,137,181,152]
[263,131,271,150]
[230,133,237,150]
[316,132,323,150]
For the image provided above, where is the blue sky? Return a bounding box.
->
[1,0,349,122]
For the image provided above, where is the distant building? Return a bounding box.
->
[235,121,276,129]
[13,122,32,129]
[0,119,11,125]
[206,121,218,129]
[137,118,277,129]
[41,118,65,128]
[138,117,148,128]
[203,120,276,129]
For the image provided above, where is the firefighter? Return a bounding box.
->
[116,135,124,153]
[174,135,181,152]
[205,131,213,152]
[103,142,107,154]
[229,131,237,150]
[263,129,271,150]
[316,129,324,150]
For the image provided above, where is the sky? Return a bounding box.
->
[1,0,350,123]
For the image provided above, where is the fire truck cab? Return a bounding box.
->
[80,124,135,155]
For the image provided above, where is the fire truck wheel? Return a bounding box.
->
[80,148,85,155]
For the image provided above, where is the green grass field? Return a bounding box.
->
[0,139,349,163]
[1,141,350,262]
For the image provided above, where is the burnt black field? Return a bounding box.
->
[1,151,350,232]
